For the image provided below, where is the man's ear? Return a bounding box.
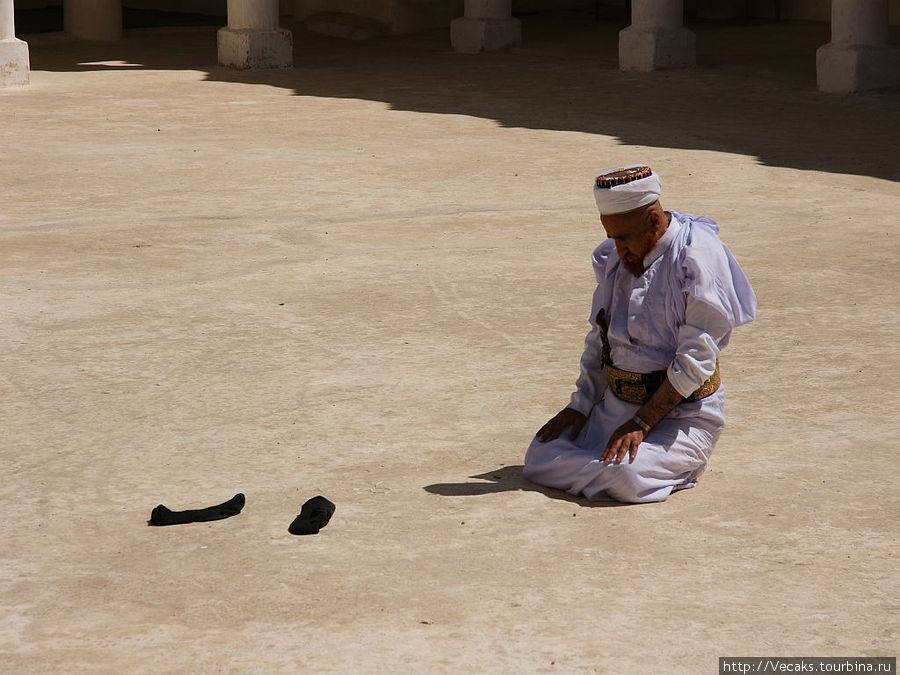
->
[647,208,661,234]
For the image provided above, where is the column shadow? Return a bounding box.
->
[16,11,900,181]
[424,464,631,507]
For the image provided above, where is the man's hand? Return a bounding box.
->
[602,419,646,464]
[601,377,682,463]
[536,408,586,443]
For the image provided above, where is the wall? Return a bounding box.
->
[592,0,900,25]
[296,0,461,34]
[13,0,900,26]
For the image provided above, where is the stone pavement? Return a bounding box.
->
[1,14,898,673]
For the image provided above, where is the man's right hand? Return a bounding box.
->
[535,408,587,443]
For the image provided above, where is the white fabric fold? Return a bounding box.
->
[527,210,757,503]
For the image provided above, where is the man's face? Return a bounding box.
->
[601,209,659,276]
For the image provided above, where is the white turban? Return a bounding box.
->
[592,165,661,215]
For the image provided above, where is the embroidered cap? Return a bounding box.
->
[593,165,661,215]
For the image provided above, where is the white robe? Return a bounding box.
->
[523,211,757,503]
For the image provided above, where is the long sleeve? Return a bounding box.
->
[666,294,732,398]
[667,213,757,398]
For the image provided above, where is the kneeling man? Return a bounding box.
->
[523,165,757,503]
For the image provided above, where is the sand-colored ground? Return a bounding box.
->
[1,13,898,673]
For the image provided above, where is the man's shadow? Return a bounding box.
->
[423,465,630,507]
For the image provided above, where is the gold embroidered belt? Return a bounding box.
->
[607,361,721,405]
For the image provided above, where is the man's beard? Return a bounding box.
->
[621,230,655,276]
[622,256,645,276]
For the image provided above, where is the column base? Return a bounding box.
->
[0,38,30,87]
[451,17,521,54]
[816,42,900,93]
[217,27,293,69]
[618,25,696,71]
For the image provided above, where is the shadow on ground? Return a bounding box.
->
[18,10,900,181]
[424,465,631,507]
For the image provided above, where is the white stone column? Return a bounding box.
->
[218,0,292,69]
[619,0,695,71]
[451,0,521,54]
[1,0,29,86]
[816,0,900,92]
[65,0,122,42]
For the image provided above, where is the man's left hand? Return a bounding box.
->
[602,419,646,464]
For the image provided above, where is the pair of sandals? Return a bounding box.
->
[148,493,335,535]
